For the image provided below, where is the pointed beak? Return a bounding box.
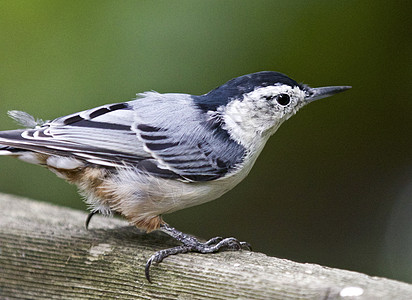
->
[304,85,351,102]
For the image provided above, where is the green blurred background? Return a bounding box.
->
[1,0,411,283]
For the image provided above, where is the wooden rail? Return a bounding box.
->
[0,193,411,299]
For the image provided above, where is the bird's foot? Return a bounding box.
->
[145,223,251,282]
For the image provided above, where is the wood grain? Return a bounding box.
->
[0,193,411,299]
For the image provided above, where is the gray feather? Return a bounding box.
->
[130,92,246,181]
[0,93,245,181]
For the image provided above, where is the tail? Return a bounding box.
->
[0,112,73,165]
[0,130,48,166]
[0,110,45,156]
[0,145,25,156]
[0,111,43,160]
[0,131,33,157]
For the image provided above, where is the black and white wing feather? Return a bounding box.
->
[0,102,148,166]
[0,92,246,181]
[130,92,246,181]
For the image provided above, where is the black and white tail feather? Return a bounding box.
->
[0,102,139,167]
[0,111,44,155]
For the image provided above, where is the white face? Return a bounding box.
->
[220,84,307,148]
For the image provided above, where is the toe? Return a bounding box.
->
[205,236,224,246]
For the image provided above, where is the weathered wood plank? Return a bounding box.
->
[0,193,411,299]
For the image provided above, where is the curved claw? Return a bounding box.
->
[145,251,164,283]
[240,241,252,251]
[145,250,169,283]
[210,237,252,252]
[85,211,97,230]
[145,245,191,282]
[145,255,156,283]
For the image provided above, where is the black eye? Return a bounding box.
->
[275,94,290,106]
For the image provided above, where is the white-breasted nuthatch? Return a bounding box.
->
[0,71,350,282]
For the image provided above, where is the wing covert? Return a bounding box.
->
[131,92,246,181]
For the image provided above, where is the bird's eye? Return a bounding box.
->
[275,94,290,106]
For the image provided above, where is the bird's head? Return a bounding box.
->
[200,71,350,148]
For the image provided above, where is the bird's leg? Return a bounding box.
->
[145,223,251,282]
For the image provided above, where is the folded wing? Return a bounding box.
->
[0,93,246,181]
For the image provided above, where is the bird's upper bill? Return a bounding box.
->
[304,85,351,103]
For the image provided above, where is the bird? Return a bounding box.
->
[0,71,350,282]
